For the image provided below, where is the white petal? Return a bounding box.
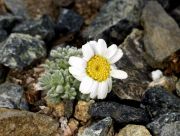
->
[106,44,118,59]
[110,64,117,70]
[69,56,86,69]
[69,67,86,81]
[82,43,94,61]
[88,41,98,54]
[79,76,93,94]
[96,39,107,56]
[97,81,108,99]
[109,48,123,64]
[107,78,112,92]
[89,81,98,99]
[111,69,128,79]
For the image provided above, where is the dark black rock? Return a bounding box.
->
[171,6,180,26]
[90,102,150,124]
[12,15,55,43]
[0,29,8,42]
[0,14,22,31]
[83,0,145,45]
[4,0,29,18]
[0,33,46,70]
[142,86,180,118]
[56,8,83,33]
[147,112,180,136]
[53,0,74,7]
[0,82,28,110]
[0,65,9,84]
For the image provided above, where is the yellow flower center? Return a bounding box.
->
[86,55,110,82]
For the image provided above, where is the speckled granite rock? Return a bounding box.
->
[117,124,152,136]
[113,29,151,101]
[0,33,46,69]
[0,82,28,110]
[142,86,180,118]
[0,108,59,136]
[141,1,180,67]
[83,0,145,45]
[147,112,180,136]
[79,117,113,136]
[90,102,150,124]
[12,15,55,43]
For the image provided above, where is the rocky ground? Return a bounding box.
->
[0,0,180,136]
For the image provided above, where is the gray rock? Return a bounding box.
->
[113,29,151,101]
[83,0,145,44]
[79,117,113,136]
[142,86,180,118]
[56,8,83,33]
[0,108,59,136]
[176,79,180,97]
[141,1,180,67]
[90,102,150,124]
[4,0,28,18]
[0,82,28,110]
[12,15,55,43]
[0,14,22,30]
[0,33,46,69]
[147,112,180,136]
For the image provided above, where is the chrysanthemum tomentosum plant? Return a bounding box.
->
[38,46,89,104]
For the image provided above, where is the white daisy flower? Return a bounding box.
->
[68,39,128,99]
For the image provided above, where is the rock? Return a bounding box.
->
[0,14,22,31]
[4,0,58,20]
[12,15,55,43]
[56,8,83,33]
[0,108,59,135]
[0,65,8,84]
[74,101,92,123]
[79,117,114,136]
[147,112,180,136]
[0,82,28,110]
[53,0,74,7]
[149,76,177,92]
[0,33,46,69]
[49,100,74,118]
[141,1,180,67]
[117,124,152,136]
[90,102,150,124]
[171,6,180,26]
[68,118,79,135]
[0,0,7,14]
[176,79,180,97]
[113,29,151,101]
[53,102,65,117]
[74,0,105,25]
[4,0,28,18]
[83,0,145,45]
[142,86,180,118]
[0,29,8,42]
